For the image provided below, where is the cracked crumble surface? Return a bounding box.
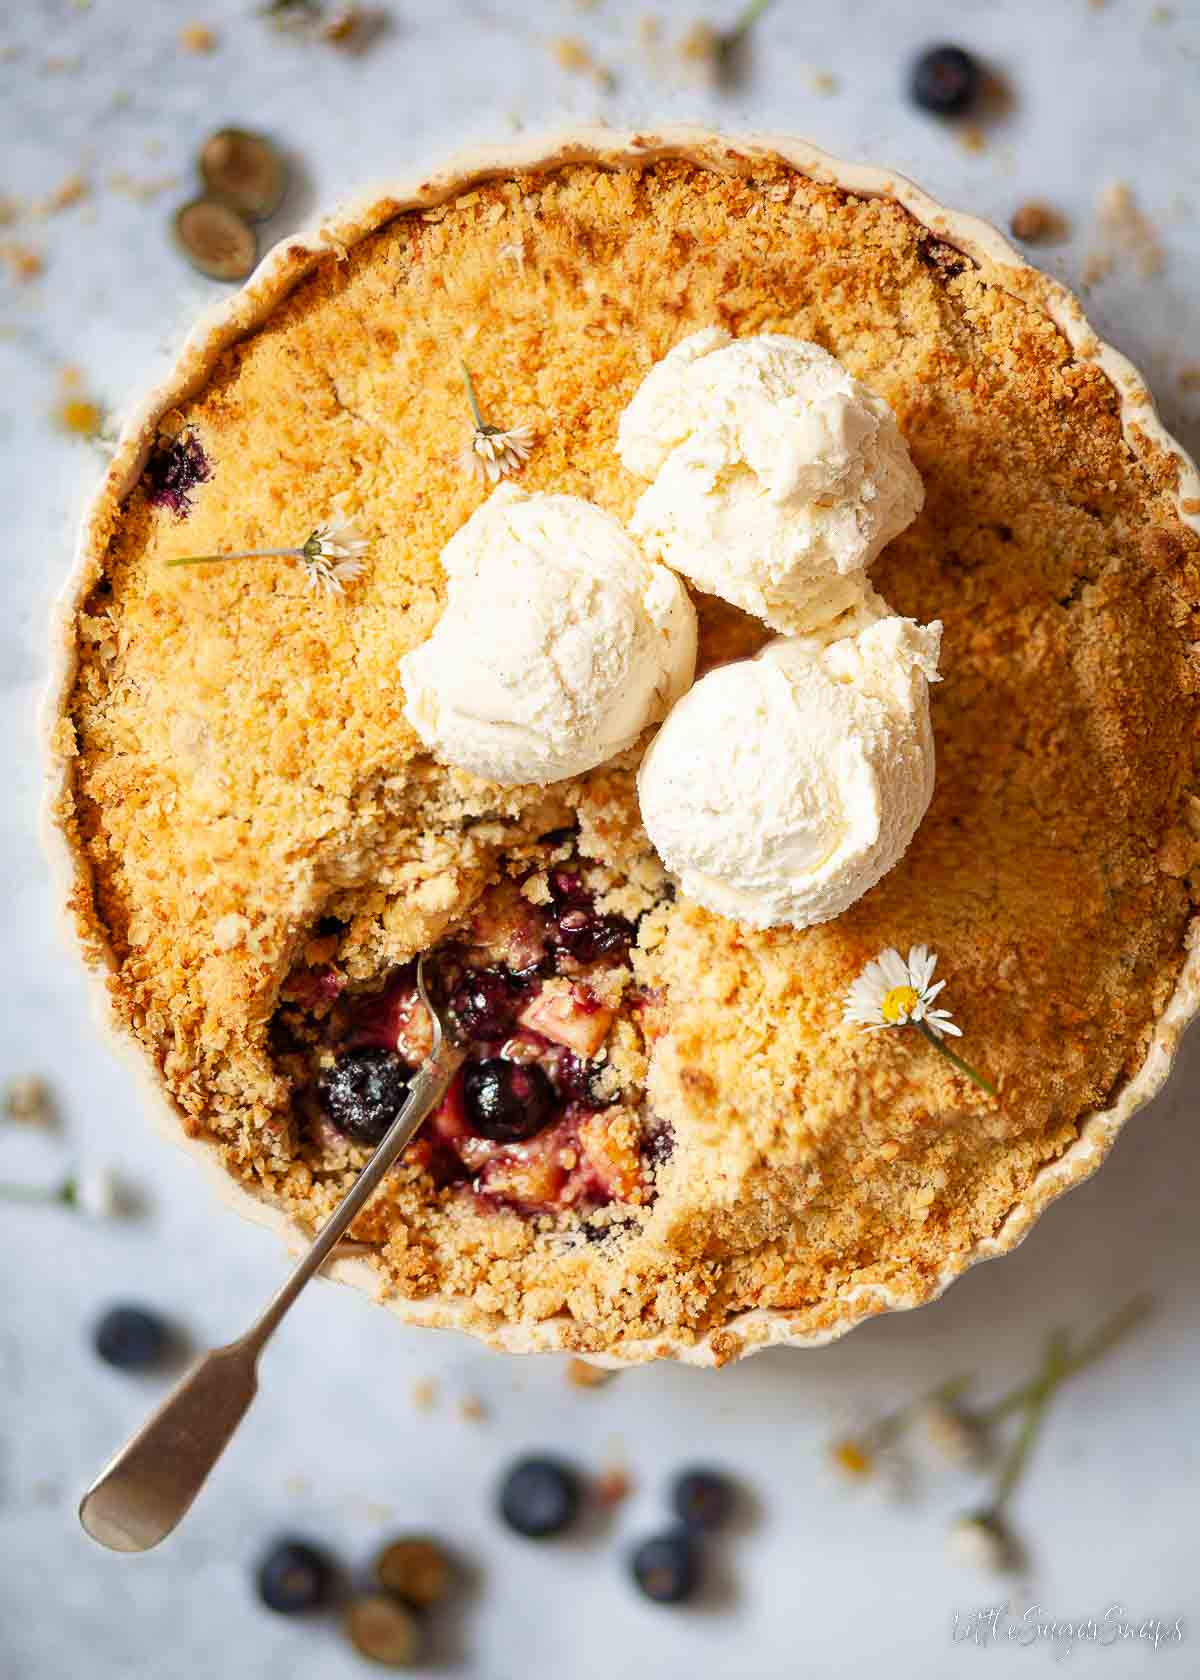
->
[57,156,1200,1360]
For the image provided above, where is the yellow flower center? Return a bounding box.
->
[882,984,920,1024]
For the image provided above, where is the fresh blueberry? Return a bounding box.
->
[93,1305,170,1371]
[909,45,980,116]
[498,1456,580,1538]
[319,1047,410,1145]
[630,1529,701,1604]
[671,1468,735,1532]
[256,1538,334,1614]
[451,970,520,1040]
[463,1058,555,1143]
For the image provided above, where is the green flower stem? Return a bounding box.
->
[913,1020,997,1098]
[166,549,300,568]
[866,1371,972,1450]
[0,1178,72,1207]
[726,0,777,45]
[987,1329,1068,1515]
[979,1295,1153,1427]
[461,361,486,432]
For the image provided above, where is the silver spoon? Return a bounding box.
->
[79,954,462,1553]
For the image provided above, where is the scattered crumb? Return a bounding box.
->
[322,5,387,47]
[3,1075,54,1126]
[593,1464,632,1506]
[1084,181,1164,284]
[980,68,1015,118]
[0,197,20,227]
[1010,201,1070,244]
[567,1357,616,1390]
[42,55,82,74]
[179,22,218,52]
[551,35,591,71]
[678,19,720,78]
[57,397,103,438]
[35,173,88,216]
[1178,365,1200,393]
[549,35,615,89]
[958,125,987,155]
[810,69,837,96]
[459,1395,486,1423]
[108,172,181,202]
[283,1474,309,1495]
[0,243,43,282]
[411,1377,439,1411]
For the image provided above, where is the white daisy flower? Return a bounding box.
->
[842,944,962,1038]
[459,360,533,483]
[843,945,997,1097]
[299,515,369,597]
[947,1511,1012,1573]
[65,1167,128,1219]
[166,504,369,598]
[0,1166,134,1218]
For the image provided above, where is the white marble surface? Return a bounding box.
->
[2,1,1199,1676]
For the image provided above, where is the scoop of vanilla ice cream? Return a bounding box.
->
[401,483,697,786]
[636,613,943,929]
[618,329,925,634]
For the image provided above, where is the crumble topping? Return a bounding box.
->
[58,155,1200,1359]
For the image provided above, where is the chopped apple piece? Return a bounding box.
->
[518,982,614,1057]
[576,1110,644,1203]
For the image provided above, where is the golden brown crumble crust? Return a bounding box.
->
[60,157,1200,1357]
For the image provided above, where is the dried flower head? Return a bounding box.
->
[459,361,533,483]
[145,427,212,517]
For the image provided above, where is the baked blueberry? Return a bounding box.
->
[671,1468,734,1531]
[319,1047,410,1145]
[93,1305,170,1371]
[451,970,520,1040]
[909,45,980,116]
[463,1058,555,1142]
[256,1538,334,1614]
[498,1456,580,1538]
[630,1529,700,1604]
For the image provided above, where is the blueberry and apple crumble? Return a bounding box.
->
[274,851,665,1228]
[51,136,1200,1362]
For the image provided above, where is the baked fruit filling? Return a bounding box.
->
[272,847,668,1225]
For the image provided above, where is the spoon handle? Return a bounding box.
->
[79,1026,462,1553]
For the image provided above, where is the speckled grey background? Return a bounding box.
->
[1,2,1198,1676]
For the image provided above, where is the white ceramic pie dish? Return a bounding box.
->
[43,127,1200,1367]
